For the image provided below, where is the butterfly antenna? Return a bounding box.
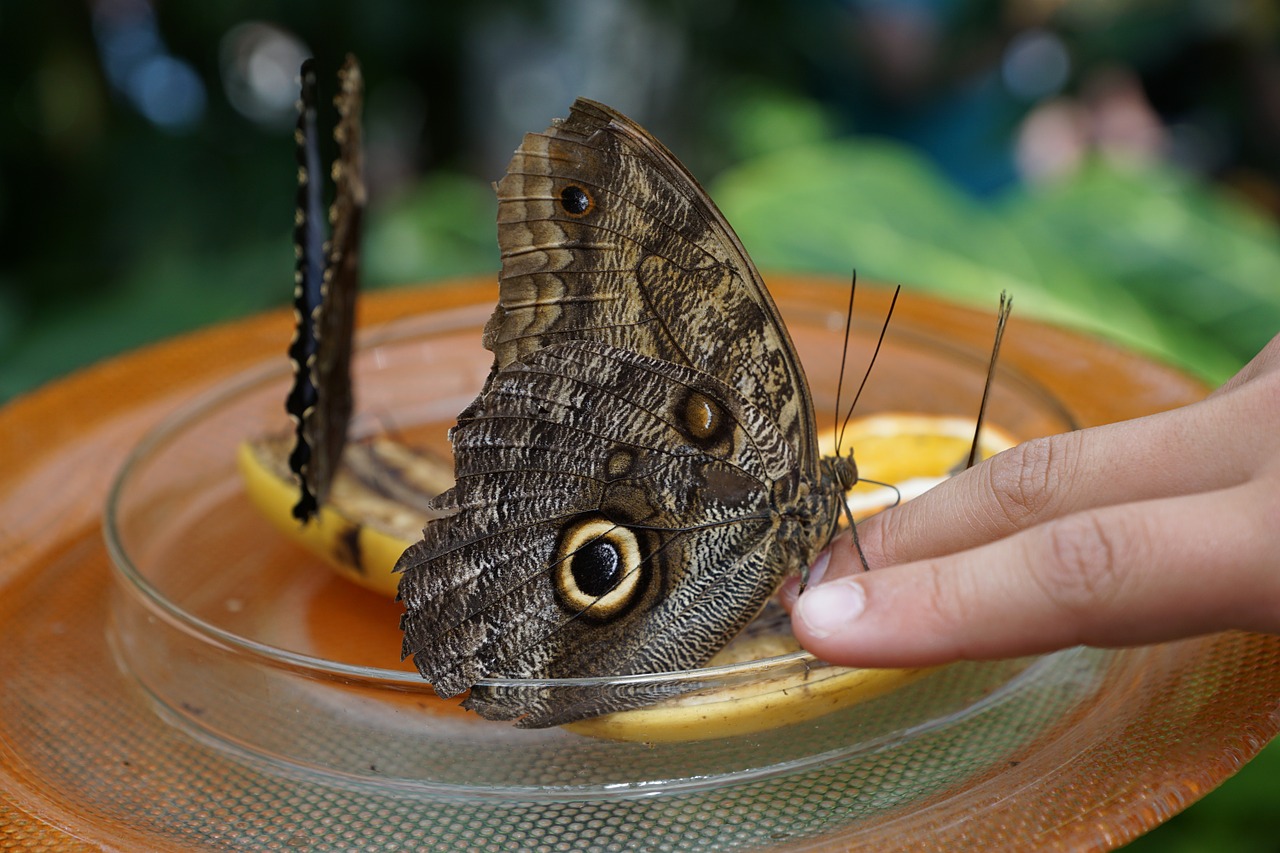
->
[836,284,901,450]
[830,282,900,575]
[832,270,858,454]
[962,291,1012,472]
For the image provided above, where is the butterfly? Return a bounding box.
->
[395,99,858,728]
[285,56,365,523]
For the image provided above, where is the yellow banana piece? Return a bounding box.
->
[238,413,1015,741]
[562,667,936,742]
[562,618,936,742]
[237,434,451,598]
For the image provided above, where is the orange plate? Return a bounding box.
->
[3,277,1277,852]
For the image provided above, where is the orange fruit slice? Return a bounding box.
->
[821,413,1018,519]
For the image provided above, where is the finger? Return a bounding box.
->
[852,386,1270,572]
[790,479,1280,668]
[1214,329,1280,394]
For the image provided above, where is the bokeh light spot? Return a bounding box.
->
[1002,29,1071,102]
[130,55,206,131]
[219,22,311,128]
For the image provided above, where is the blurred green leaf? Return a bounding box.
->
[999,162,1280,380]
[362,172,498,287]
[711,138,1279,384]
[714,81,838,163]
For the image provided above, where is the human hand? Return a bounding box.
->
[782,332,1280,668]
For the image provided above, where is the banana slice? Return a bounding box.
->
[237,434,452,598]
[831,414,1018,517]
[562,666,936,743]
[238,413,1016,741]
[562,608,935,742]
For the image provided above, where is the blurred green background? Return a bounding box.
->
[3,1,1279,848]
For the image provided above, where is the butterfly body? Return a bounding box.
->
[397,99,846,726]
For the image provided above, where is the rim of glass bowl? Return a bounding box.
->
[101,307,827,696]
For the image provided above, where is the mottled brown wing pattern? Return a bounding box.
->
[397,341,802,725]
[490,99,819,475]
[285,56,365,522]
[397,100,843,727]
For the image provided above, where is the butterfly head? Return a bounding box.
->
[826,451,858,493]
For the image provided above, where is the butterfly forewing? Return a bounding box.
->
[491,99,819,472]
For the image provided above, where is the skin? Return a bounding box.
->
[781,332,1280,667]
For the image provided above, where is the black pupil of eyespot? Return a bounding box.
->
[560,186,590,215]
[572,538,621,598]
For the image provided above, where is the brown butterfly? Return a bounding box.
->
[395,100,859,727]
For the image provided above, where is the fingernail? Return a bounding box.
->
[797,579,866,639]
[807,548,831,588]
[779,549,833,608]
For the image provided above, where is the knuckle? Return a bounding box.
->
[984,434,1076,530]
[1252,368,1280,422]
[860,507,905,567]
[1034,512,1125,619]
[910,559,985,659]
[913,559,963,638]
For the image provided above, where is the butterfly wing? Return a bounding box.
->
[488,99,820,473]
[398,340,801,725]
[285,56,365,522]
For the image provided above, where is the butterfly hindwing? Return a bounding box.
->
[397,341,802,720]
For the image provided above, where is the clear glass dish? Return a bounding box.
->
[102,295,1093,803]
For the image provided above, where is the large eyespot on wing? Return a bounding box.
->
[552,516,647,621]
[489,99,820,473]
[285,55,365,523]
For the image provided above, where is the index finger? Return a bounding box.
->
[854,392,1255,572]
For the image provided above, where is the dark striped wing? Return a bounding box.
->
[285,56,365,523]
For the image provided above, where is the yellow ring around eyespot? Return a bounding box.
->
[553,517,643,618]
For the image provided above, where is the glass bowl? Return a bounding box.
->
[102,293,1096,805]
